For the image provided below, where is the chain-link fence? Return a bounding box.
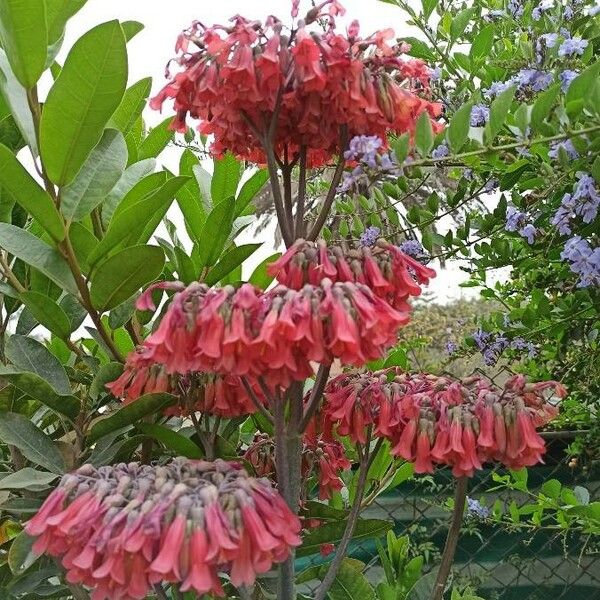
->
[299,435,600,599]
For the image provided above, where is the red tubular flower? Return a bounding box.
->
[26,459,301,599]
[151,2,442,167]
[267,239,436,310]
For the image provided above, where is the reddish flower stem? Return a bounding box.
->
[299,364,330,432]
[294,146,308,238]
[432,476,469,600]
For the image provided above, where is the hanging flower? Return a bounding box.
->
[26,459,301,600]
[267,239,436,311]
[150,1,442,167]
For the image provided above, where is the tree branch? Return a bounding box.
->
[299,364,330,432]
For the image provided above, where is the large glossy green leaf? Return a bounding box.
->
[0,144,64,240]
[235,169,268,216]
[88,393,178,443]
[176,150,205,242]
[0,223,77,294]
[0,50,37,153]
[0,412,65,473]
[0,0,47,88]
[60,128,127,221]
[8,531,38,574]
[90,245,165,311]
[136,423,203,459]
[137,117,175,160]
[205,243,261,286]
[39,20,127,185]
[0,468,58,491]
[326,559,376,600]
[88,175,186,266]
[108,77,151,134]
[19,291,72,338]
[198,196,236,269]
[297,519,393,558]
[211,153,242,205]
[45,0,88,45]
[5,334,71,394]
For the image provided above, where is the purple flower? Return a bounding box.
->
[563,5,574,18]
[470,104,490,127]
[467,497,491,519]
[508,0,524,17]
[484,179,499,193]
[506,206,528,232]
[551,201,573,235]
[548,139,579,161]
[519,224,537,244]
[537,32,559,50]
[514,69,553,92]
[345,135,383,162]
[485,9,506,20]
[560,236,600,287]
[587,3,600,16]
[572,173,600,223]
[463,168,474,180]
[338,165,365,193]
[532,0,553,20]
[484,81,511,100]
[446,341,458,354]
[431,144,449,159]
[399,239,425,258]
[473,329,491,350]
[558,37,588,57]
[559,69,578,92]
[360,226,380,247]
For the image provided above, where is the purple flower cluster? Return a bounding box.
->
[508,0,524,17]
[470,104,490,127]
[473,328,537,365]
[559,69,578,92]
[506,206,538,244]
[558,37,588,57]
[551,173,600,235]
[399,239,425,258]
[560,236,600,287]
[532,0,553,20]
[344,135,383,166]
[360,226,381,247]
[431,144,449,159]
[484,69,552,100]
[548,139,579,161]
[445,340,458,355]
[467,497,491,519]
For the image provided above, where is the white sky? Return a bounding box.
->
[52,0,503,303]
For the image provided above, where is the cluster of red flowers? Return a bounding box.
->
[321,369,565,476]
[26,459,301,600]
[107,350,261,417]
[244,429,350,501]
[123,280,408,388]
[268,238,436,310]
[150,0,442,166]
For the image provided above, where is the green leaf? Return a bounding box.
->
[198,196,236,269]
[249,252,281,289]
[235,169,268,216]
[0,144,65,241]
[0,469,58,491]
[591,156,600,184]
[0,368,80,417]
[89,175,187,265]
[60,128,127,221]
[121,20,144,42]
[69,222,98,274]
[137,117,174,160]
[205,243,261,286]
[109,77,151,134]
[90,245,165,312]
[8,531,37,574]
[0,50,37,153]
[19,291,72,338]
[531,83,559,131]
[485,85,517,141]
[415,112,434,157]
[469,25,494,60]
[325,559,376,600]
[391,133,410,163]
[88,393,178,443]
[541,479,561,500]
[401,37,436,62]
[447,100,473,152]
[0,412,65,473]
[421,0,438,19]
[298,519,393,557]
[39,20,127,185]
[211,153,242,205]
[450,7,476,41]
[566,60,600,108]
[45,0,88,45]
[136,423,203,459]
[90,361,123,399]
[0,0,47,88]
[406,571,438,600]
[5,334,71,395]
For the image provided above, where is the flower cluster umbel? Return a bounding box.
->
[150,1,441,166]
[26,459,301,600]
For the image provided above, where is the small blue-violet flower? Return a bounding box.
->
[558,37,588,57]
[359,226,380,247]
[470,104,490,127]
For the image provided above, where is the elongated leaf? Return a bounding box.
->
[235,169,268,216]
[530,84,558,131]
[566,60,600,107]
[5,334,71,395]
[0,144,64,240]
[177,152,205,243]
[69,221,98,274]
[0,50,37,152]
[60,128,127,221]
[450,7,476,41]
[136,423,203,459]
[90,362,123,399]
[8,531,38,574]
[109,77,151,134]
[40,20,127,185]
[137,117,174,160]
[45,0,88,45]
[486,85,517,141]
[205,243,261,286]
[249,252,281,289]
[212,153,242,205]
[447,100,473,152]
[121,21,143,41]
[469,24,494,60]
[88,393,178,442]
[198,196,236,269]
[415,112,434,157]
[0,468,58,491]
[325,560,376,600]
[19,291,72,338]
[0,370,79,417]
[90,245,165,311]
[0,412,65,473]
[298,519,393,557]
[0,0,47,88]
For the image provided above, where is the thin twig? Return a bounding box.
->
[299,364,331,432]
[241,376,274,424]
[294,145,308,238]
